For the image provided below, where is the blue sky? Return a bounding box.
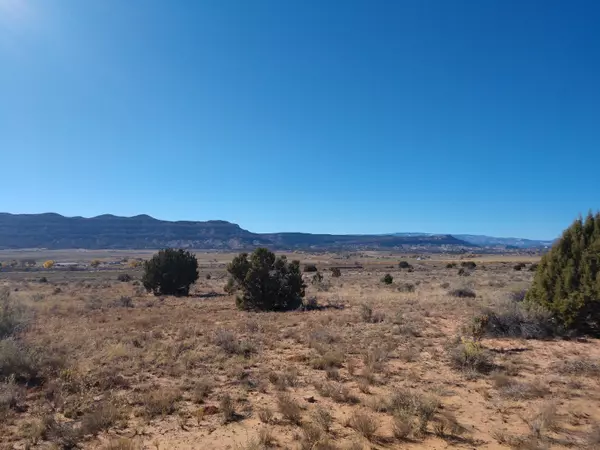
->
[1,0,598,239]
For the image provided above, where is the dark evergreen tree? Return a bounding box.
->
[303,264,318,273]
[142,248,199,296]
[526,212,600,333]
[381,273,393,284]
[227,248,305,311]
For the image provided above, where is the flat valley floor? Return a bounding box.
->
[1,251,599,449]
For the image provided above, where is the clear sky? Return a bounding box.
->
[1,0,599,239]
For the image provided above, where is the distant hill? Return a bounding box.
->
[452,234,554,249]
[0,213,474,251]
[391,232,552,248]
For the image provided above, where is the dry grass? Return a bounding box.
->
[310,349,345,370]
[258,406,274,424]
[141,388,181,418]
[386,388,440,434]
[101,438,142,450]
[1,251,599,449]
[314,381,359,404]
[220,393,236,423]
[553,358,600,377]
[392,411,413,440]
[492,373,550,399]
[312,406,333,432]
[347,410,378,441]
[587,423,600,447]
[191,378,213,404]
[80,401,123,435]
[526,401,560,438]
[276,393,302,425]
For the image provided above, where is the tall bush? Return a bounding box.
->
[142,249,199,296]
[526,212,600,333]
[226,248,305,311]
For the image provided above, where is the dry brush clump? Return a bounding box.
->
[492,401,561,448]
[310,348,345,371]
[140,388,181,419]
[276,393,302,425]
[491,372,550,400]
[213,329,256,358]
[314,381,359,404]
[190,378,213,404]
[101,438,142,450]
[468,301,557,340]
[0,378,25,421]
[0,337,65,386]
[447,338,495,375]
[299,422,337,450]
[433,411,467,439]
[312,406,333,432]
[553,358,600,377]
[80,400,123,436]
[448,287,476,298]
[385,388,440,436]
[347,410,378,441]
[258,406,274,424]
[0,288,29,339]
[359,303,385,323]
[220,393,237,423]
[268,367,300,390]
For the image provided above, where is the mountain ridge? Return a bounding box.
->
[0,212,473,251]
[390,232,552,248]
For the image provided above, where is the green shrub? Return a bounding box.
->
[330,267,342,278]
[446,262,457,269]
[448,338,494,374]
[526,212,600,334]
[227,248,305,311]
[381,274,393,285]
[513,263,526,271]
[398,261,412,269]
[448,287,476,298]
[117,273,132,282]
[142,249,199,296]
[460,261,477,270]
[303,264,318,273]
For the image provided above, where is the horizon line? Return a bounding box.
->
[0,211,556,242]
